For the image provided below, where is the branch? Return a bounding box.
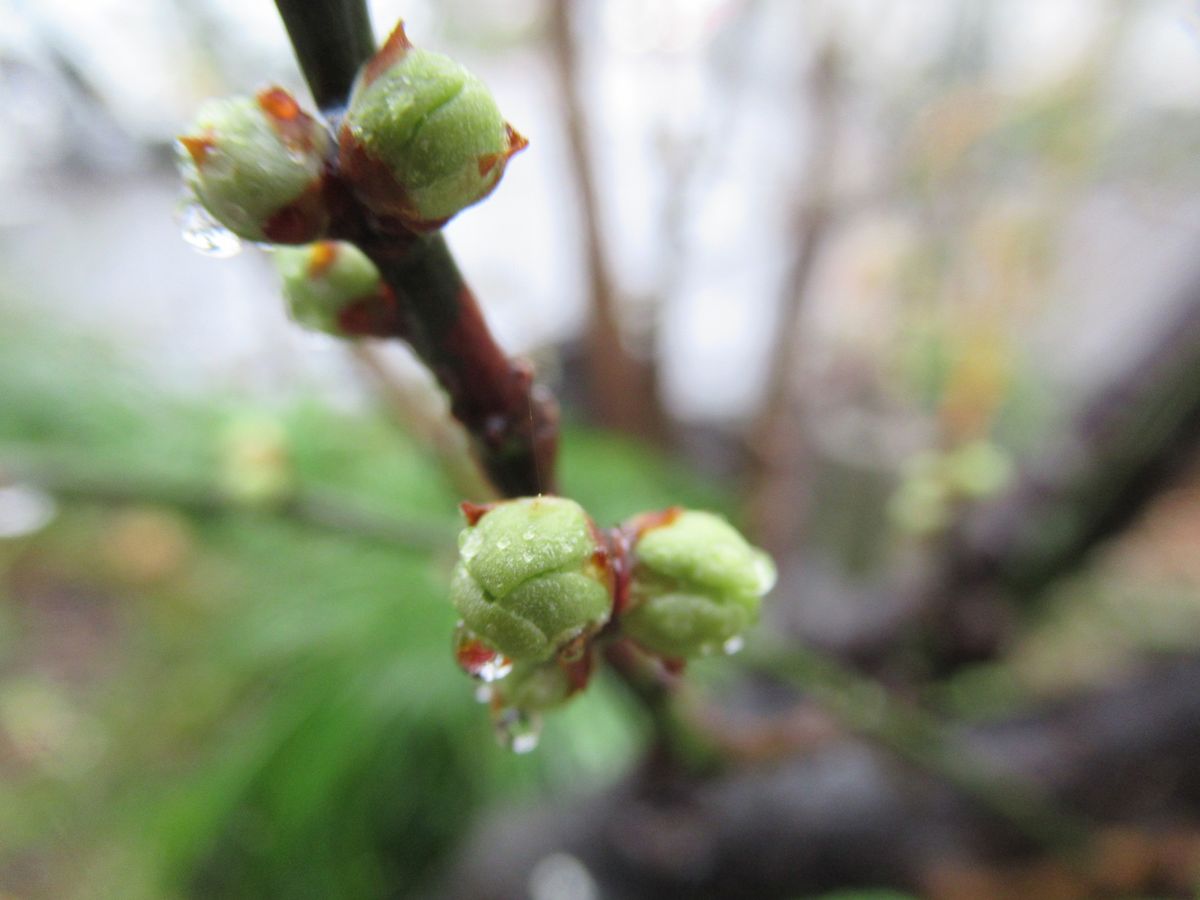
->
[274,0,375,113]
[549,0,664,441]
[273,1,560,498]
[743,40,842,556]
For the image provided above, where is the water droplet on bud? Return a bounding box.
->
[722,635,745,656]
[454,625,513,682]
[177,198,242,258]
[459,529,484,561]
[493,706,541,753]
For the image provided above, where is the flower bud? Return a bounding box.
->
[338,23,527,230]
[178,88,330,243]
[274,241,384,334]
[622,510,775,658]
[451,497,611,663]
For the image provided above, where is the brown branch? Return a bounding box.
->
[549,0,664,441]
[350,344,497,501]
[744,40,843,556]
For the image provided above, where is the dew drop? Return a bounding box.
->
[459,529,484,561]
[521,551,533,564]
[522,529,536,541]
[454,626,513,682]
[722,635,745,656]
[493,706,541,754]
[497,538,510,551]
[177,198,242,258]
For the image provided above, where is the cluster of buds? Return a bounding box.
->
[177,21,525,260]
[450,497,776,750]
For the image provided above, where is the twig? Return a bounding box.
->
[743,39,842,556]
[349,343,497,501]
[274,0,375,114]
[0,448,453,551]
[549,0,663,441]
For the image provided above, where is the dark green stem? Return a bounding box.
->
[274,0,375,112]
[344,231,559,497]
[274,2,560,498]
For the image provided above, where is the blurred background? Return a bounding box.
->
[4,0,1200,897]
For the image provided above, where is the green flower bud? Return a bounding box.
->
[338,22,527,229]
[274,241,385,334]
[622,510,775,659]
[178,88,330,243]
[452,497,611,663]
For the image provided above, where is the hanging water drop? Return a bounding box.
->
[459,529,484,561]
[492,705,541,753]
[722,635,745,656]
[177,197,242,258]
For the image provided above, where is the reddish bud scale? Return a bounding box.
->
[256,87,324,155]
[336,130,451,232]
[478,125,529,178]
[335,285,404,337]
[360,22,413,88]
[456,636,509,678]
[179,135,214,167]
[306,241,339,278]
[459,500,497,527]
[261,182,330,243]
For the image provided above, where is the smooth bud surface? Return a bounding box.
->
[274,241,383,334]
[339,23,526,229]
[623,510,775,658]
[178,88,330,243]
[452,497,610,662]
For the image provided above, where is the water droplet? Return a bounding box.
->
[521,551,533,564]
[0,484,56,538]
[497,538,510,551]
[722,635,745,656]
[493,706,541,753]
[177,198,242,258]
[453,626,513,682]
[522,529,536,541]
[459,529,484,561]
[474,684,495,704]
